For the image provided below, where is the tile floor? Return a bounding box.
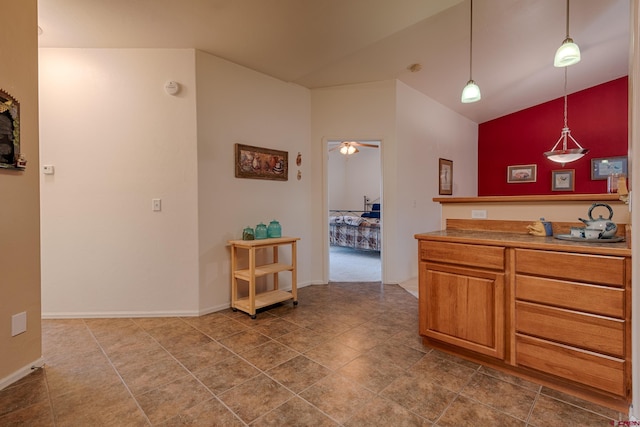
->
[0,282,628,426]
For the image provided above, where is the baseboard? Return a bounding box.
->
[41,309,200,319]
[0,357,45,391]
[42,282,317,319]
[198,302,231,316]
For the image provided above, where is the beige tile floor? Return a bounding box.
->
[0,282,628,426]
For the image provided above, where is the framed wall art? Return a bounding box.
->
[438,158,453,195]
[0,88,21,169]
[507,164,537,183]
[591,156,627,180]
[551,169,575,191]
[235,143,288,181]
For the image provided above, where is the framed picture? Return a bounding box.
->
[438,158,453,195]
[507,164,537,183]
[551,169,575,191]
[235,143,288,181]
[0,88,21,169]
[591,156,628,180]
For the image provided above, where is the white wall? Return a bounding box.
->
[39,49,200,317]
[394,81,477,281]
[328,147,381,211]
[194,51,313,313]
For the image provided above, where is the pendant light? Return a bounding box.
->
[554,0,581,67]
[544,67,588,165]
[461,0,481,103]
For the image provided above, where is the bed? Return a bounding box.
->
[329,203,381,251]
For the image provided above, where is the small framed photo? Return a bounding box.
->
[591,156,628,180]
[438,158,453,195]
[507,164,537,183]
[551,169,575,191]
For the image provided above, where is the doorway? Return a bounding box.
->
[327,139,382,282]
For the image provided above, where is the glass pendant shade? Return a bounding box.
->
[460,0,480,104]
[554,38,581,67]
[461,80,481,103]
[544,127,588,164]
[339,144,358,155]
[544,67,588,165]
[554,0,580,67]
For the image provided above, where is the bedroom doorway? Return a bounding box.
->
[327,139,382,282]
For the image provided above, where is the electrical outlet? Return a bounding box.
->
[471,209,487,219]
[152,199,162,212]
[12,312,27,336]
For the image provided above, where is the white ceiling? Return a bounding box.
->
[37,0,630,123]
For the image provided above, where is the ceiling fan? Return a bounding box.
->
[329,141,379,155]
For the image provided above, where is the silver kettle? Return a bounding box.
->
[578,203,617,239]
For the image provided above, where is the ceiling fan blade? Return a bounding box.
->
[328,145,341,152]
[353,142,379,148]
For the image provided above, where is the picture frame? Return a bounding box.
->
[0,88,21,169]
[551,169,575,191]
[591,156,628,180]
[507,164,537,183]
[438,158,453,195]
[235,143,288,181]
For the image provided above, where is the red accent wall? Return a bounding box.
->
[478,77,628,196]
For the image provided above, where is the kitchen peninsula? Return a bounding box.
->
[415,194,632,411]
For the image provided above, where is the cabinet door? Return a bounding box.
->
[419,262,505,359]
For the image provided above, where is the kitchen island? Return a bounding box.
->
[415,212,631,411]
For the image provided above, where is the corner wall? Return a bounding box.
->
[311,80,477,284]
[0,0,42,385]
[194,51,313,313]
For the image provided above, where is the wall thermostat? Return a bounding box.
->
[164,81,180,95]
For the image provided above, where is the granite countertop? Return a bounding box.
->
[415,229,631,257]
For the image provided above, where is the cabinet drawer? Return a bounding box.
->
[515,249,625,287]
[515,275,624,318]
[516,301,624,356]
[516,334,626,397]
[420,241,504,270]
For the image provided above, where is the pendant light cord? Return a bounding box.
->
[565,0,570,39]
[563,67,568,129]
[469,0,474,79]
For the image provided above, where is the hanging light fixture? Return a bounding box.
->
[544,67,588,165]
[554,0,581,67]
[461,0,481,103]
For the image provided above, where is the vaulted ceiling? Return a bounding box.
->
[37,0,630,123]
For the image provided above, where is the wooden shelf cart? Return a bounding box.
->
[228,236,299,318]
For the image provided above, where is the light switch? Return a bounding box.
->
[152,199,162,212]
[43,165,55,175]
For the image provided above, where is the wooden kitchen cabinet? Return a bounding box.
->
[514,248,630,398]
[228,236,299,318]
[416,226,631,410]
[419,241,505,359]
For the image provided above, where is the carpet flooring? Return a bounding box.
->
[329,246,381,282]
